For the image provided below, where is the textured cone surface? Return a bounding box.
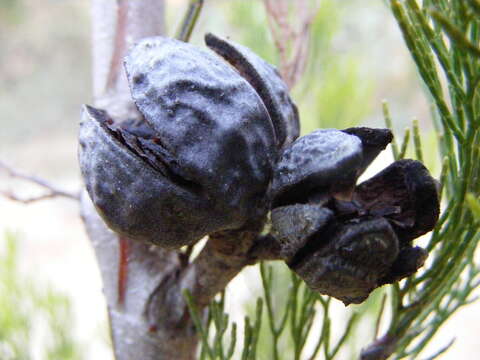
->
[354,159,440,243]
[271,204,333,259]
[205,33,300,148]
[342,127,393,177]
[270,129,363,206]
[79,106,256,248]
[291,217,399,305]
[125,36,277,226]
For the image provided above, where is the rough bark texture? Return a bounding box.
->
[91,0,165,120]
[83,2,282,359]
[81,193,198,360]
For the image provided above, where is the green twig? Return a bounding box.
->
[175,0,204,42]
[412,119,424,162]
[438,157,450,202]
[383,100,400,160]
[398,127,411,159]
[184,290,215,359]
[374,293,388,340]
[466,193,480,221]
[467,0,480,15]
[327,313,358,360]
[391,0,465,143]
[430,9,480,58]
[421,339,455,360]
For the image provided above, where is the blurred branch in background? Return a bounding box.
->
[263,0,319,89]
[0,160,79,204]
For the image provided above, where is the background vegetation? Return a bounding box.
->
[0,232,82,360]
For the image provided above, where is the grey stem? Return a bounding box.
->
[91,0,165,120]
[81,193,198,360]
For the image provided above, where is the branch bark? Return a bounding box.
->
[81,193,198,360]
[149,224,282,329]
[91,0,165,120]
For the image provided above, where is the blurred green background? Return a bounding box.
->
[0,0,472,359]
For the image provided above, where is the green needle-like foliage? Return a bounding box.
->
[186,264,360,360]
[373,1,480,358]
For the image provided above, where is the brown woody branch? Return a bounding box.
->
[183,226,282,309]
[146,222,282,330]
